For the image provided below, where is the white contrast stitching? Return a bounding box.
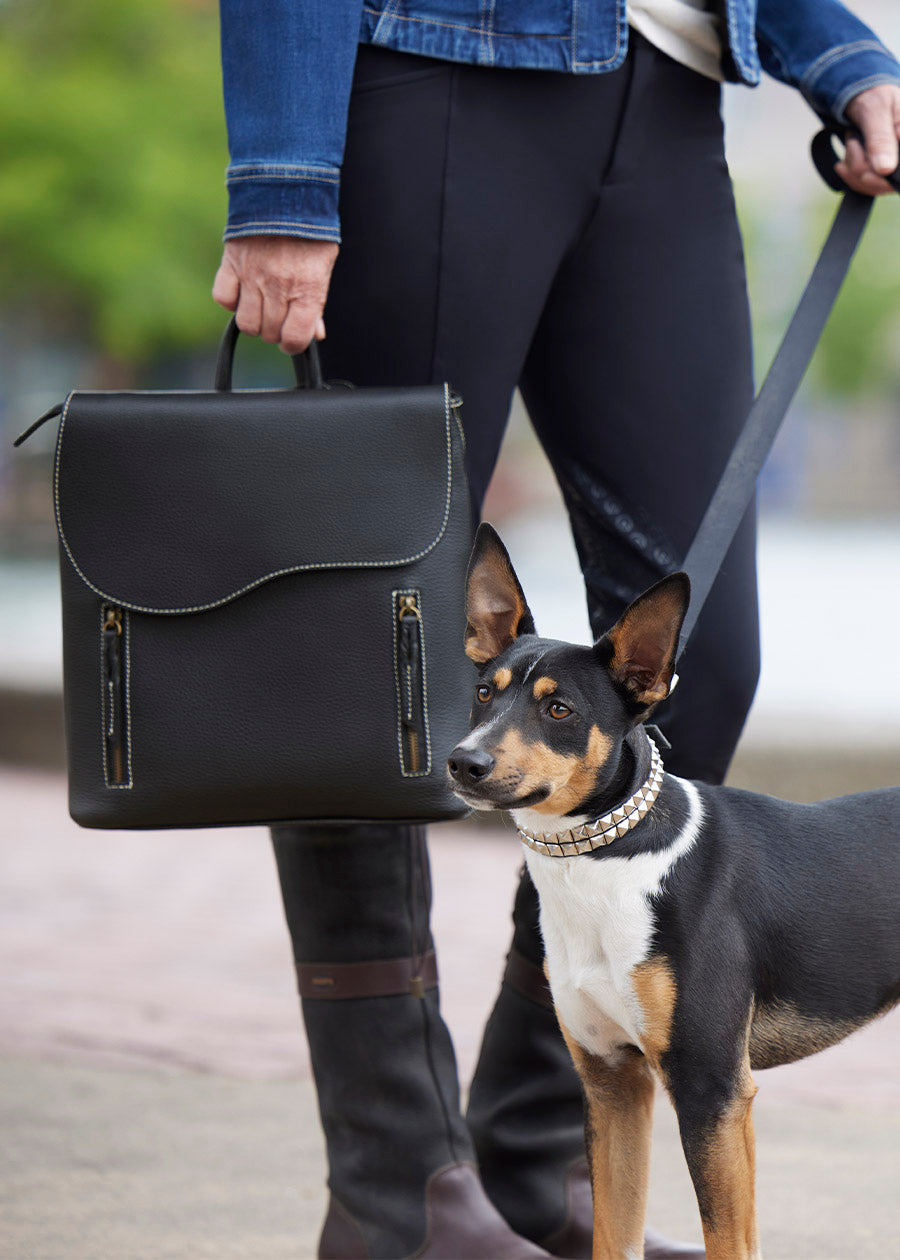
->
[55,386,456,615]
[831,73,900,121]
[571,0,622,71]
[99,604,109,788]
[123,610,134,788]
[479,0,495,65]
[223,228,342,243]
[417,595,434,777]
[362,5,558,39]
[372,0,401,43]
[223,220,340,233]
[393,590,409,775]
[361,1,622,65]
[226,173,339,186]
[801,40,886,89]
[226,162,338,177]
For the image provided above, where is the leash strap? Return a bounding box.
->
[677,130,898,657]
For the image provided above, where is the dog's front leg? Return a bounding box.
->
[669,1053,760,1260]
[559,1022,655,1260]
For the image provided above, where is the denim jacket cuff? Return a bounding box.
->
[799,42,900,125]
[223,162,342,243]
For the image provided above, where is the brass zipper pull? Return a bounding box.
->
[103,607,123,636]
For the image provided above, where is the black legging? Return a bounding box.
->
[271,38,761,1250]
[319,33,759,782]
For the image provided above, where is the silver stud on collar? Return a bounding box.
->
[517,737,663,857]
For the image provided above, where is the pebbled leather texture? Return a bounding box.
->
[55,386,457,613]
[55,379,474,829]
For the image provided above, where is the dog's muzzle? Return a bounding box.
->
[447,745,496,788]
[446,739,550,810]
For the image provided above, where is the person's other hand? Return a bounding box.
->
[836,83,900,195]
[212,236,340,354]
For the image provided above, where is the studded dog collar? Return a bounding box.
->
[517,737,663,857]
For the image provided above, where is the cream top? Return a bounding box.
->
[628,0,724,82]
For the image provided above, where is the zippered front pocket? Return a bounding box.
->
[394,590,431,777]
[101,604,132,788]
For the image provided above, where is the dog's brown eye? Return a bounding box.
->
[476,686,492,703]
[548,702,571,720]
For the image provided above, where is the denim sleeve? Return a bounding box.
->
[219,0,364,242]
[755,0,900,124]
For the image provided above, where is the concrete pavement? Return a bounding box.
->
[1,765,898,1259]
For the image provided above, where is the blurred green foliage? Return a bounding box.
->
[1,0,898,395]
[815,196,900,399]
[0,0,228,363]
[738,187,900,402]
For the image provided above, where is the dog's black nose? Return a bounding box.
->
[447,746,495,784]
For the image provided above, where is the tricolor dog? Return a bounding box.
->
[448,523,899,1260]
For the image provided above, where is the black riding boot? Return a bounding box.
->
[271,824,550,1260]
[466,867,705,1260]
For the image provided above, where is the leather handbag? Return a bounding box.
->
[16,319,475,829]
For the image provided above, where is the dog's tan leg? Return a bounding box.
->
[672,1055,760,1260]
[559,1020,655,1260]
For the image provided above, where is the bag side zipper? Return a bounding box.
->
[102,605,129,786]
[396,593,429,776]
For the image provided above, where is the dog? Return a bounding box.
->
[447,523,899,1260]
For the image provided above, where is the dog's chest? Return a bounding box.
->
[523,779,701,1062]
[525,850,659,1058]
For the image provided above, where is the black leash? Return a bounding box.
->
[676,129,900,657]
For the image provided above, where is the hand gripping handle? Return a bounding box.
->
[811,125,900,194]
[214,315,324,391]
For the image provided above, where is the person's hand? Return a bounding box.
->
[836,83,900,196]
[212,235,340,354]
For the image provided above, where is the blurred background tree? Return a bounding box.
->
[0,0,226,366]
[0,0,896,521]
[0,0,897,762]
[1,0,897,392]
[814,203,900,399]
[733,193,900,405]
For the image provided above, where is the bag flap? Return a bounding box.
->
[55,384,460,613]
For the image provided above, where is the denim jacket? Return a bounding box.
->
[219,1,900,243]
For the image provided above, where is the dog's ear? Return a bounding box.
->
[464,523,536,664]
[598,572,690,709]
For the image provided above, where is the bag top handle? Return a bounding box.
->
[13,318,326,447]
[214,315,324,391]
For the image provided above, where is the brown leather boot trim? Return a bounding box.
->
[503,947,554,1010]
[414,1163,552,1258]
[318,1194,370,1259]
[297,950,438,1000]
[539,1158,592,1259]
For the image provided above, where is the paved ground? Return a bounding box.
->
[1,765,898,1259]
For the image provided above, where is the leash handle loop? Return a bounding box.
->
[812,125,900,194]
